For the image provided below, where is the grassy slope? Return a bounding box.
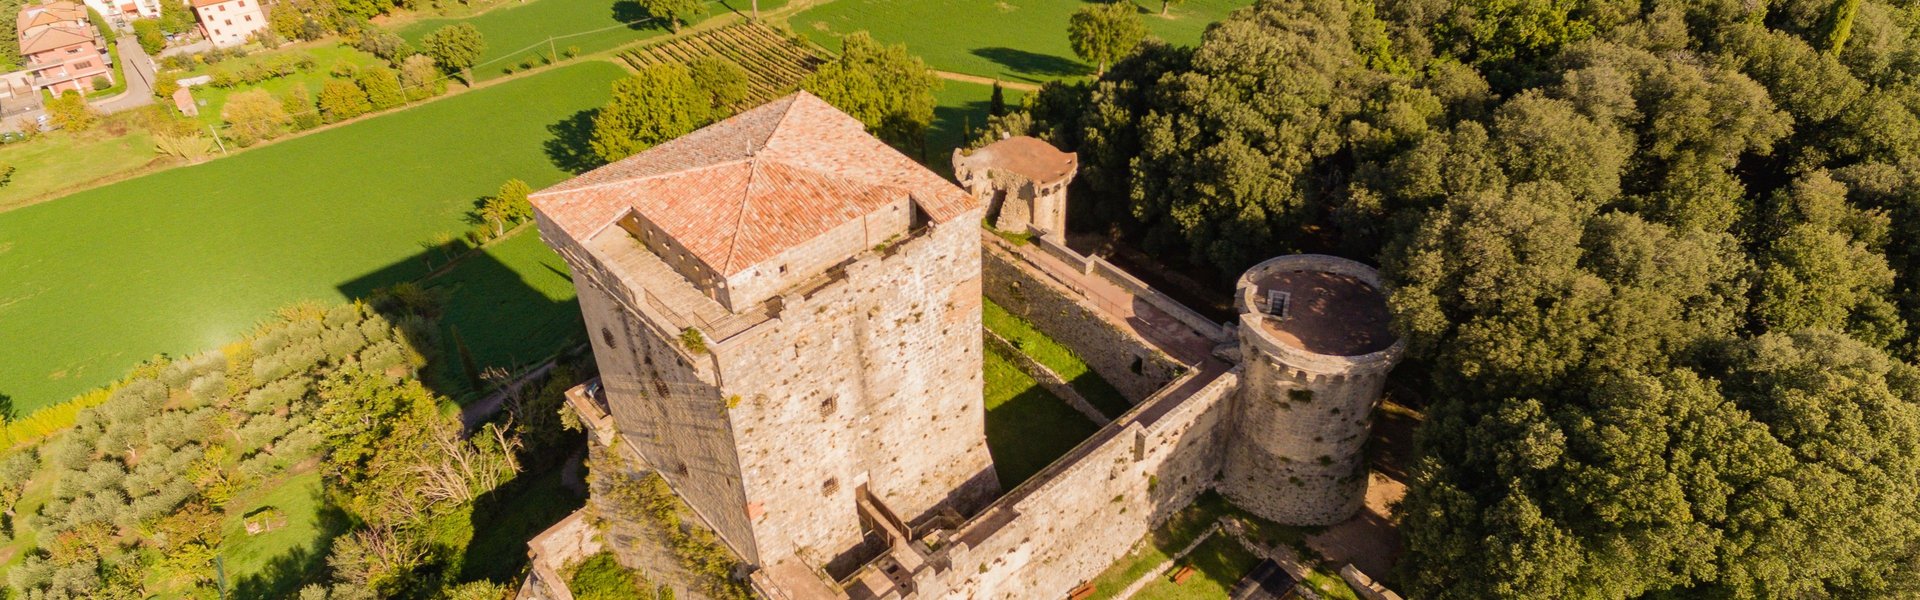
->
[792,0,1252,83]
[0,61,626,412]
[983,298,1133,418]
[983,343,1100,486]
[175,43,385,125]
[217,470,333,597]
[0,129,158,212]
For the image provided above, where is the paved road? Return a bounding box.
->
[91,38,156,114]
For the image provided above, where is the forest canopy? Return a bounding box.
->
[1011,0,1920,596]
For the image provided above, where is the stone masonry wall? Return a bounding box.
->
[1220,348,1388,526]
[935,369,1239,598]
[713,211,1001,574]
[981,239,1183,402]
[537,213,760,563]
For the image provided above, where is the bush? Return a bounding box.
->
[568,552,655,600]
[317,78,372,122]
[45,91,96,131]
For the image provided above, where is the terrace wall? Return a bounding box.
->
[980,239,1184,402]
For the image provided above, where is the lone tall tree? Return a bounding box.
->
[1068,2,1146,76]
[421,23,485,82]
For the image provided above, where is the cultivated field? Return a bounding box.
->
[0,61,626,412]
[791,0,1254,82]
[619,22,821,105]
[393,0,788,81]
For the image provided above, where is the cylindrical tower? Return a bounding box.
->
[1222,255,1403,526]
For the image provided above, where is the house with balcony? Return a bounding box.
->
[192,0,266,48]
[17,1,112,95]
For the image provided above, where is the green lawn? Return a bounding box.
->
[389,0,787,81]
[422,227,586,398]
[927,79,1024,177]
[984,299,1133,418]
[791,0,1252,83]
[1131,533,1260,600]
[219,470,337,599]
[172,43,384,125]
[0,60,626,412]
[983,343,1100,486]
[0,129,158,212]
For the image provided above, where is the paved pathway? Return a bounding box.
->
[91,39,156,114]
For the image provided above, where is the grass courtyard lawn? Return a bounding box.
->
[1130,533,1260,600]
[0,60,627,413]
[0,129,157,212]
[984,343,1101,486]
[172,43,385,125]
[984,299,1133,418]
[387,0,789,81]
[791,0,1253,83]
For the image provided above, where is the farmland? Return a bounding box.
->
[791,0,1254,82]
[0,61,626,412]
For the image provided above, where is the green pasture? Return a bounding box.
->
[0,60,625,412]
[0,128,157,212]
[424,227,586,398]
[927,79,1025,176]
[792,0,1251,83]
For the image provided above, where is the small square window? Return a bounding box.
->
[821,478,839,497]
[1265,290,1290,318]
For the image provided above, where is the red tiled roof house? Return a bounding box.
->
[17,1,112,95]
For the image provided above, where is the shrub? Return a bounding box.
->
[244,376,310,414]
[322,327,370,362]
[679,328,707,354]
[89,76,109,91]
[564,45,580,58]
[318,79,371,122]
[568,552,654,600]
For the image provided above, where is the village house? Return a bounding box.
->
[191,0,267,48]
[17,1,112,95]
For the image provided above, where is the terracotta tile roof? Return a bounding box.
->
[191,0,240,9]
[20,25,91,55]
[965,135,1076,184]
[533,91,976,277]
[18,1,91,55]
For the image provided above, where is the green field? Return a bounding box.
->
[421,227,586,397]
[983,343,1100,486]
[792,0,1252,82]
[0,129,158,212]
[0,60,626,412]
[927,79,1025,176]
[391,0,787,80]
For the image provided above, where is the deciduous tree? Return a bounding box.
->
[1067,2,1146,76]
[590,63,710,163]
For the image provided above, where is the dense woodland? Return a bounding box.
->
[992,0,1920,596]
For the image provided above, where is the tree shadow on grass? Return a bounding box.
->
[545,108,604,175]
[929,96,994,176]
[612,0,653,30]
[457,448,588,583]
[970,47,1089,80]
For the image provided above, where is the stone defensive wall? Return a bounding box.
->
[1028,233,1232,344]
[980,235,1187,401]
[936,365,1241,597]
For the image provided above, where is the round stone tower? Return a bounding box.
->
[1222,255,1404,526]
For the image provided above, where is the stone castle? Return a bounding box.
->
[525,92,1403,599]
